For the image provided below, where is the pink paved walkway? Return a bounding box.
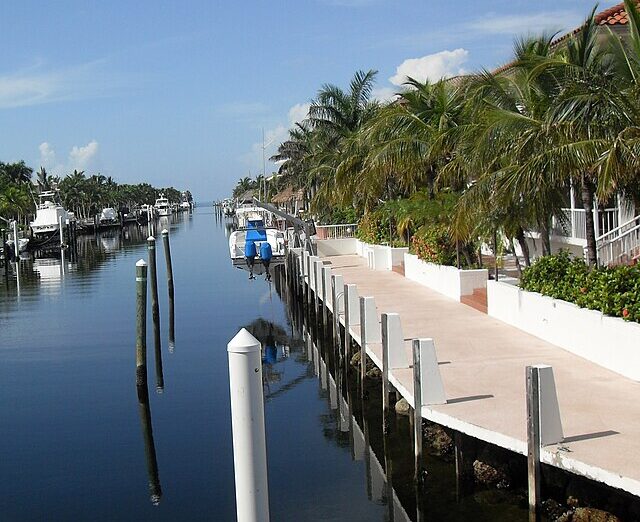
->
[322,254,640,496]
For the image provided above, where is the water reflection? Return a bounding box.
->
[243,318,308,399]
[0,221,171,299]
[136,384,162,505]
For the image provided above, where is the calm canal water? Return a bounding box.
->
[1,207,527,521]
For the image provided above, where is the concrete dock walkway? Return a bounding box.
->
[321,254,640,497]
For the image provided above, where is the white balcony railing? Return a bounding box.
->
[596,215,640,266]
[551,208,619,240]
[314,223,358,240]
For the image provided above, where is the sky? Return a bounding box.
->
[0,0,619,200]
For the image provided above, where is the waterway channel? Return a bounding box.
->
[0,207,527,520]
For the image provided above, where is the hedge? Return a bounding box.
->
[520,251,640,322]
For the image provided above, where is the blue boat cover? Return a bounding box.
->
[245,219,267,242]
[263,345,277,364]
[260,242,272,261]
[244,240,256,258]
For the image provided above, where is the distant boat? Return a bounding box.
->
[99,207,119,226]
[6,237,30,253]
[30,190,70,236]
[154,195,170,217]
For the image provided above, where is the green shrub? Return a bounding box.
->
[410,225,457,266]
[356,209,391,245]
[520,252,640,322]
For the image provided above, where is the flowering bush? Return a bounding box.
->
[520,251,640,322]
[410,225,457,266]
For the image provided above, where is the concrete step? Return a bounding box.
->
[461,288,487,314]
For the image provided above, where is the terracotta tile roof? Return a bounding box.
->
[491,2,638,76]
[595,2,632,25]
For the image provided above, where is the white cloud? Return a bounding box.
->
[240,102,311,175]
[0,60,115,109]
[287,102,311,126]
[390,49,469,86]
[467,11,583,36]
[371,86,399,103]
[37,140,99,176]
[39,142,56,167]
[69,140,99,170]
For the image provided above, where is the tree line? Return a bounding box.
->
[0,160,188,225]
[241,1,640,268]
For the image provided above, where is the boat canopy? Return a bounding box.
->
[245,219,267,242]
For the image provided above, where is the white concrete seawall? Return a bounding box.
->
[299,251,640,499]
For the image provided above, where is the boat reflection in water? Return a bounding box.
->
[243,318,296,397]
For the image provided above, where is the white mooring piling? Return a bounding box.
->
[12,220,19,258]
[227,328,270,522]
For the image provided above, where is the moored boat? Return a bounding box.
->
[29,191,70,237]
[154,195,170,217]
[228,216,286,279]
[99,207,119,226]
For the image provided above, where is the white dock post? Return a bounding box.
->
[382,313,406,422]
[359,296,380,385]
[412,338,447,482]
[12,220,19,258]
[58,215,65,247]
[526,364,564,519]
[304,252,311,309]
[227,329,270,522]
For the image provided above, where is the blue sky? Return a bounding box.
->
[0,0,617,200]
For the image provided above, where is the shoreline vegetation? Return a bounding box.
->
[232,0,640,322]
[0,161,190,227]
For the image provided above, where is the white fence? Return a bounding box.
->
[596,215,640,266]
[314,223,358,240]
[551,208,618,240]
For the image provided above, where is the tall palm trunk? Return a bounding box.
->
[515,227,531,267]
[539,219,552,256]
[581,174,598,267]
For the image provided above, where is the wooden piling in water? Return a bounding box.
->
[136,259,148,387]
[526,365,541,521]
[148,236,164,391]
[381,313,391,430]
[412,339,423,484]
[161,229,174,298]
[137,384,162,504]
[162,229,175,354]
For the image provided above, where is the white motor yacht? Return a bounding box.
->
[154,195,170,217]
[30,191,70,236]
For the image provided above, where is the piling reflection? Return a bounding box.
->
[136,384,162,505]
[242,318,308,399]
[0,218,183,313]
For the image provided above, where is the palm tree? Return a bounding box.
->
[36,167,53,192]
[1,161,33,185]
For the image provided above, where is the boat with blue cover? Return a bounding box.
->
[228,215,285,279]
